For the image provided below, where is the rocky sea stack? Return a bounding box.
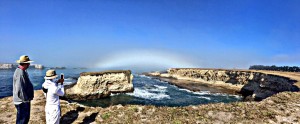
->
[65,70,134,100]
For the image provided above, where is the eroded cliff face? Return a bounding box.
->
[152,68,299,101]
[65,70,134,100]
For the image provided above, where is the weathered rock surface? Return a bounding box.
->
[1,90,300,123]
[1,69,300,123]
[65,70,134,100]
[147,68,299,101]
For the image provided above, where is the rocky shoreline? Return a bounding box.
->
[146,68,300,101]
[149,76,238,95]
[1,90,300,123]
[1,69,300,123]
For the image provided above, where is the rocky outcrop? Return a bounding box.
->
[2,90,300,123]
[148,68,299,101]
[65,70,134,100]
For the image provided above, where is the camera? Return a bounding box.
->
[60,73,64,79]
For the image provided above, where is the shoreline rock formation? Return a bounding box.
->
[65,70,134,100]
[1,90,300,123]
[1,69,300,123]
[146,68,300,101]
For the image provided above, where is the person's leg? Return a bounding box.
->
[45,106,50,124]
[15,103,20,124]
[47,105,60,124]
[24,102,31,124]
[15,103,26,124]
[54,105,60,124]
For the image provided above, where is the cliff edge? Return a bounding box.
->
[147,68,300,101]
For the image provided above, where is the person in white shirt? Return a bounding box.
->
[42,70,64,124]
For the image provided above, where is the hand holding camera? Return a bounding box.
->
[57,73,64,85]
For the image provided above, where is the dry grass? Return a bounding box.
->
[1,91,300,123]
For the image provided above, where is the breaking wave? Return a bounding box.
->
[127,88,171,100]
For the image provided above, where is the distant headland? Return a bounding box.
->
[0,63,44,69]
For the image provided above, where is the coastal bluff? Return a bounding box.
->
[1,69,300,123]
[147,68,300,101]
[1,90,300,123]
[65,70,134,100]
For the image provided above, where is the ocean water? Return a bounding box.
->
[0,68,242,107]
[78,74,242,107]
[0,68,88,98]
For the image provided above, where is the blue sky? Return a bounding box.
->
[0,0,299,70]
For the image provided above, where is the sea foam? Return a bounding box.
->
[127,88,170,100]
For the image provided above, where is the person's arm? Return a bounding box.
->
[55,84,65,96]
[14,71,26,101]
